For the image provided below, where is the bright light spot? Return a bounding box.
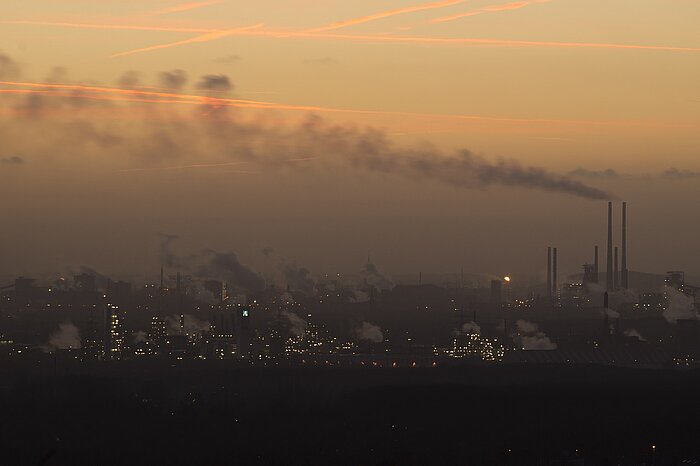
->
[504,276,511,282]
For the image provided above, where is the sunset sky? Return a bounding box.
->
[1,0,699,284]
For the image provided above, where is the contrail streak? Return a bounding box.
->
[0,81,695,129]
[306,0,466,33]
[111,23,265,57]
[118,161,249,172]
[146,0,223,17]
[7,19,700,55]
[433,0,550,23]
[2,20,214,34]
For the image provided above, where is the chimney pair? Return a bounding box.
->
[547,246,557,298]
[606,202,629,291]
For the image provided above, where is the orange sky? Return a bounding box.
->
[1,0,700,279]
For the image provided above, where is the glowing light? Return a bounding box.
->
[504,276,512,282]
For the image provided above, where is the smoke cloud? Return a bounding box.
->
[623,328,646,341]
[116,70,142,89]
[164,313,211,335]
[663,287,698,324]
[0,62,614,201]
[514,319,557,350]
[281,311,307,337]
[0,52,20,78]
[46,322,81,350]
[196,250,265,293]
[196,74,232,93]
[455,321,481,335]
[354,321,384,343]
[281,263,315,295]
[159,69,188,90]
[362,262,394,291]
[1,156,24,165]
[133,330,148,343]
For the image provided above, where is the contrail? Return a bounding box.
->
[111,23,265,57]
[433,0,550,23]
[1,81,695,129]
[7,19,700,55]
[146,0,223,17]
[117,161,250,172]
[306,0,466,33]
[2,20,214,34]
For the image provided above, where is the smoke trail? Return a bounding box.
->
[0,70,615,200]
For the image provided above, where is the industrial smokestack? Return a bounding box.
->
[547,247,552,298]
[606,202,614,291]
[622,202,628,289]
[553,247,558,298]
[614,246,619,290]
[594,245,599,284]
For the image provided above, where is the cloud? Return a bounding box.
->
[46,322,81,350]
[0,52,20,78]
[1,156,24,165]
[159,70,188,90]
[196,74,233,93]
[354,322,384,343]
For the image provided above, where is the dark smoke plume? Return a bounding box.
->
[0,52,20,78]
[159,70,188,90]
[1,155,24,165]
[196,250,264,292]
[196,74,233,93]
[281,263,315,295]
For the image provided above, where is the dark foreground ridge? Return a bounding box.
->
[1,363,698,466]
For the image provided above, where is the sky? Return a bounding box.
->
[1,0,699,284]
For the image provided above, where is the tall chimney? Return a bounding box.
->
[614,246,619,290]
[553,247,558,298]
[606,202,614,291]
[547,247,552,298]
[622,202,628,289]
[594,246,599,284]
